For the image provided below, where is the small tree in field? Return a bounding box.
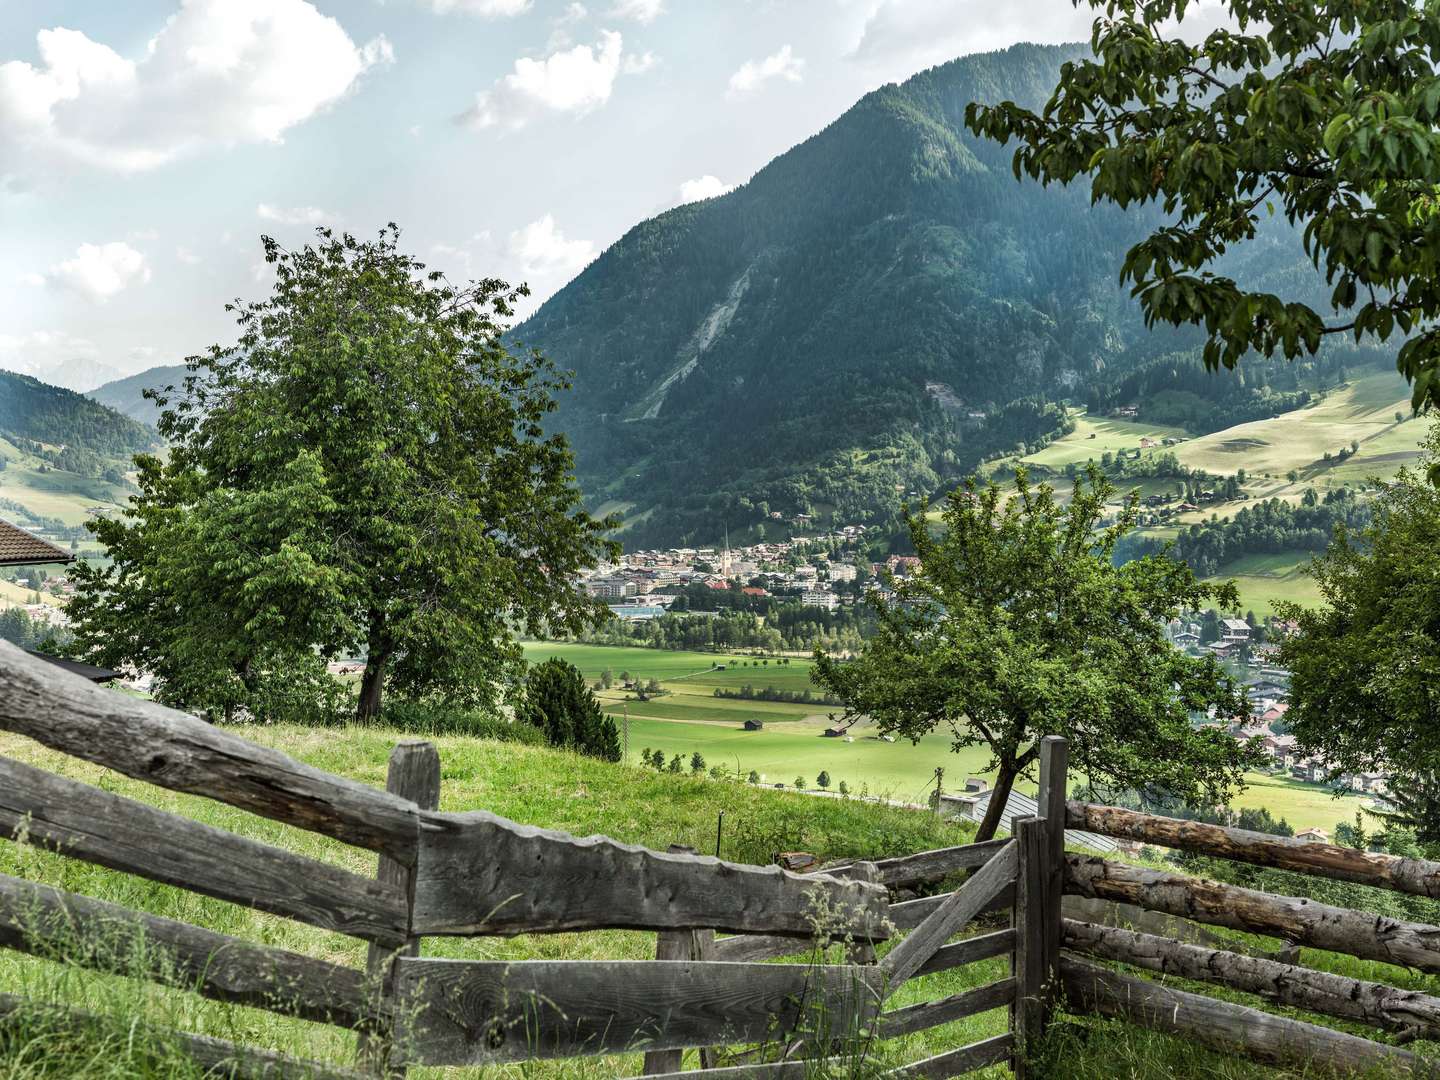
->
[747,770,761,784]
[816,771,831,790]
[794,776,806,791]
[518,658,621,761]
[838,780,849,797]
[668,754,683,774]
[814,468,1257,842]
[690,751,706,774]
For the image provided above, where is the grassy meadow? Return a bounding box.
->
[523,642,1370,834]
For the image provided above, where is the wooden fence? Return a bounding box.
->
[18,633,1427,1077]
[1060,799,1440,1077]
[0,642,1070,1078]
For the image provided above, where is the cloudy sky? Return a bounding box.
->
[0,0,1117,390]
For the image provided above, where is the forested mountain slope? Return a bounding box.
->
[0,371,158,459]
[517,43,1356,548]
[87,364,189,426]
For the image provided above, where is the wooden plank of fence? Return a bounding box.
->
[635,1061,833,1079]
[0,642,419,865]
[359,740,441,1075]
[392,958,882,1066]
[0,990,364,1080]
[412,811,890,939]
[1059,956,1434,1078]
[1064,918,1440,1041]
[710,888,1015,966]
[889,882,1015,931]
[1011,817,1044,1078]
[644,844,704,1077]
[880,840,1017,991]
[829,840,1011,888]
[1065,854,1440,974]
[0,871,374,1029]
[878,978,1015,1038]
[912,929,1015,979]
[0,755,409,947]
[1067,800,1440,899]
[884,1033,1015,1078]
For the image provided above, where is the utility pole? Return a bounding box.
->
[933,766,944,818]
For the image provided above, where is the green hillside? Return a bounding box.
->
[0,370,158,459]
[517,42,1375,549]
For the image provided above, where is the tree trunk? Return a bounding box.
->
[357,621,389,724]
[974,758,1018,842]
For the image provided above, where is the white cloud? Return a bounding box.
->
[256,203,338,226]
[849,0,1238,75]
[508,214,595,282]
[727,45,804,97]
[459,31,641,130]
[41,242,151,303]
[677,175,734,204]
[175,246,202,265]
[609,0,664,23]
[623,51,658,75]
[0,0,393,184]
[424,0,532,14]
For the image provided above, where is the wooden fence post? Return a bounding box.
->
[845,862,881,966]
[644,845,701,1076]
[1035,737,1068,1014]
[359,739,441,1076]
[1012,817,1046,1079]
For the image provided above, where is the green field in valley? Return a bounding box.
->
[1203,551,1323,618]
[525,642,1368,832]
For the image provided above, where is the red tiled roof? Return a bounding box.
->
[0,520,72,566]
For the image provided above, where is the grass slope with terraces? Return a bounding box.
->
[1,722,1429,1078]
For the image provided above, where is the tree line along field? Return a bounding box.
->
[523,642,1370,832]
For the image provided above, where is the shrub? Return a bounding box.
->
[380,698,546,744]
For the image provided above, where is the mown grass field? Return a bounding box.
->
[1203,551,1324,618]
[1020,413,1189,470]
[525,642,1370,833]
[1173,369,1422,482]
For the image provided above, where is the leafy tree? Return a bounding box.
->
[690,751,706,774]
[517,658,621,761]
[68,226,616,722]
[838,780,849,796]
[815,468,1257,842]
[966,0,1440,417]
[1279,421,1440,841]
[649,748,667,771]
[601,667,614,689]
[747,770,761,784]
[794,776,806,791]
[816,770,831,790]
[668,754,683,774]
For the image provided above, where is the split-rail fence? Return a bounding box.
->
[4,638,1440,1077]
